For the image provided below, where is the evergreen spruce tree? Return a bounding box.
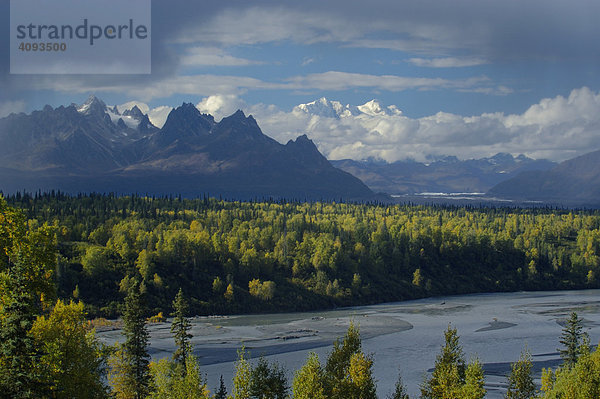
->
[0,260,43,398]
[171,288,192,371]
[122,280,152,399]
[421,324,466,399]
[421,324,485,399]
[505,349,536,399]
[460,359,486,399]
[559,311,588,367]
[249,357,288,399]
[0,198,56,398]
[214,375,228,399]
[388,372,410,399]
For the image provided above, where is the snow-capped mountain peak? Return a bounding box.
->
[77,95,107,116]
[357,99,385,116]
[295,98,403,119]
[294,97,352,118]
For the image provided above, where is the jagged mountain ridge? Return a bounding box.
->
[0,96,158,173]
[0,96,373,200]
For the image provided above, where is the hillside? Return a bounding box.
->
[488,149,600,205]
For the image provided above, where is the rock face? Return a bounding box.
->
[331,154,556,195]
[0,97,373,200]
[488,149,600,205]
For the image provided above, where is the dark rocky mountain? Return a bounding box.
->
[331,154,556,195]
[0,95,158,173]
[488,149,600,205]
[0,97,373,200]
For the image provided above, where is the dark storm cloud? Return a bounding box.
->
[0,0,11,102]
[167,0,600,62]
[2,0,600,103]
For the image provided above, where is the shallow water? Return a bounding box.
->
[97,289,600,398]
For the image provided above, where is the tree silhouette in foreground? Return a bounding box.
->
[110,281,152,399]
[559,311,588,367]
[171,288,192,371]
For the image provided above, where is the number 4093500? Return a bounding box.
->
[18,42,67,52]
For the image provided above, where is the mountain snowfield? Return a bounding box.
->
[294,97,403,118]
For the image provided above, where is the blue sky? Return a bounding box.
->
[2,0,600,162]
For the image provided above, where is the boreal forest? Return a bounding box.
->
[4,192,600,318]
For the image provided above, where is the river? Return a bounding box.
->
[97,289,600,398]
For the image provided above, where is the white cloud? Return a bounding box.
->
[301,57,315,66]
[28,75,284,102]
[117,101,150,114]
[285,71,492,92]
[0,100,26,118]
[115,101,172,128]
[249,87,600,163]
[27,70,503,102]
[180,47,263,67]
[407,57,488,68]
[170,2,600,63]
[196,95,248,121]
[175,7,357,46]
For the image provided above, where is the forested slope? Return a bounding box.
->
[6,192,600,317]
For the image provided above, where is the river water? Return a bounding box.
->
[97,289,600,398]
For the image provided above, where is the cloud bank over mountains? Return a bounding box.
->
[121,87,600,163]
[3,0,599,121]
[254,87,600,163]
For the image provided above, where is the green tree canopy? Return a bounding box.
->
[232,348,252,399]
[421,324,485,399]
[249,357,288,399]
[31,299,108,399]
[541,344,600,398]
[505,349,536,399]
[149,354,210,399]
[324,322,377,399]
[293,352,326,399]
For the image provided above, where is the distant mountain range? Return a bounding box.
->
[2,95,598,206]
[0,96,373,200]
[294,97,403,118]
[331,154,556,195]
[488,149,600,205]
